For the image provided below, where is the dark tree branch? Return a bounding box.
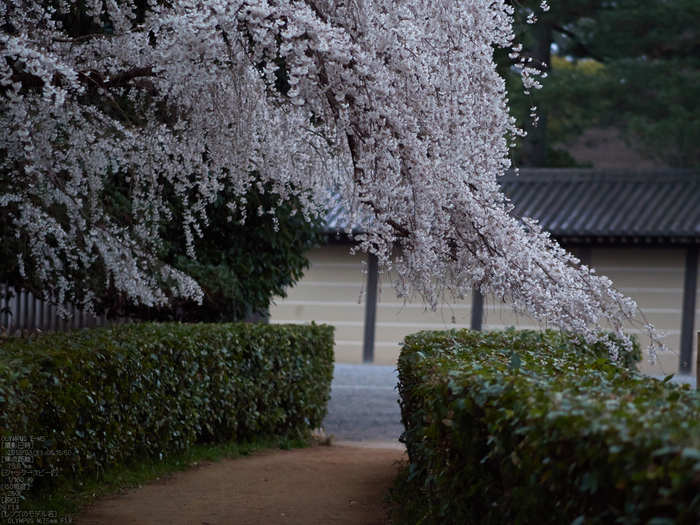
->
[106,67,157,89]
[551,24,606,63]
[9,65,158,95]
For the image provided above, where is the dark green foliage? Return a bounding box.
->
[0,322,334,497]
[503,0,700,167]
[161,182,323,322]
[0,176,324,322]
[394,329,700,525]
[94,180,324,321]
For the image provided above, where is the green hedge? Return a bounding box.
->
[396,329,700,525]
[0,322,334,494]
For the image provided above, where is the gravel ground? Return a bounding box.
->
[322,364,404,443]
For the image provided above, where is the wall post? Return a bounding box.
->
[471,288,484,331]
[680,246,698,374]
[363,253,379,363]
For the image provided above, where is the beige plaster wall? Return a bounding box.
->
[592,247,696,376]
[481,247,697,376]
[269,244,699,375]
[268,245,478,365]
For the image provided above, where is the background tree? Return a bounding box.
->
[505,0,700,167]
[1,0,664,358]
[116,179,323,322]
[0,174,322,322]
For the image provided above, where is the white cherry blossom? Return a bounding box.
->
[0,0,663,361]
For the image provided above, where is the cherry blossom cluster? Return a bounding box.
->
[0,0,663,360]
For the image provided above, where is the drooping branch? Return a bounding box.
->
[0,0,665,361]
[8,65,158,94]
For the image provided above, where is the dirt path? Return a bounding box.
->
[75,443,405,525]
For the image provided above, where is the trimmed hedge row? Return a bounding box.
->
[396,329,700,525]
[0,322,334,493]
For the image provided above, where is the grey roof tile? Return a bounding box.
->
[502,169,700,239]
[323,169,700,241]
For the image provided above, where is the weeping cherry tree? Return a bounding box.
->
[0,0,665,360]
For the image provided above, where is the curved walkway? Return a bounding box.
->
[75,364,405,525]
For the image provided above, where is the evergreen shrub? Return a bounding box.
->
[396,329,700,525]
[0,322,334,494]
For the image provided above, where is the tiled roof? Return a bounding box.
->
[323,169,700,242]
[502,169,700,241]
